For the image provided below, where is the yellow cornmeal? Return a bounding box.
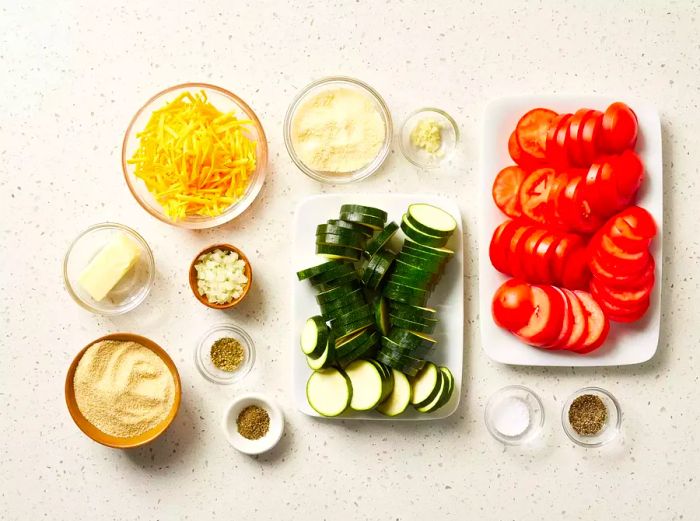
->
[291,88,385,173]
[74,340,175,438]
[410,118,443,154]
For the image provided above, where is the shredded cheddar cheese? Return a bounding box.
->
[128,90,257,220]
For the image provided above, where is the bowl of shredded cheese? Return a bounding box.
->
[122,83,268,229]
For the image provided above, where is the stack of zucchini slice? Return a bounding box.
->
[297,203,458,417]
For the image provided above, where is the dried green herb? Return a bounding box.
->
[569,394,607,436]
[210,337,244,372]
[237,405,270,440]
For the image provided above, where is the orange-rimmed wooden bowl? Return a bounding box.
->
[65,333,181,449]
[189,243,253,309]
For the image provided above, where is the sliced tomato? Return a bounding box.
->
[583,162,608,214]
[590,281,651,323]
[521,229,548,283]
[596,233,650,273]
[489,220,520,274]
[580,110,603,164]
[560,246,591,290]
[554,119,573,166]
[516,108,558,160]
[551,234,584,284]
[546,113,572,165]
[618,206,657,240]
[592,276,654,308]
[560,289,588,350]
[519,168,556,223]
[508,131,540,170]
[532,232,558,283]
[607,215,652,252]
[601,299,650,323]
[571,290,610,354]
[558,174,602,233]
[492,279,535,332]
[601,256,655,289]
[493,166,527,218]
[548,172,572,222]
[507,225,535,279]
[614,150,644,198]
[516,285,565,347]
[601,102,638,153]
[567,109,594,166]
[549,288,574,349]
[597,159,630,211]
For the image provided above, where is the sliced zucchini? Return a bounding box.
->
[316,233,366,250]
[365,221,399,257]
[335,328,374,358]
[345,360,384,411]
[376,369,411,416]
[401,214,449,248]
[396,252,443,272]
[388,274,432,290]
[401,243,448,264]
[375,350,425,376]
[402,239,454,258]
[318,271,359,291]
[389,328,436,350]
[392,261,437,281]
[361,250,395,286]
[384,282,430,302]
[333,316,375,338]
[410,362,442,407]
[383,289,428,307]
[301,316,330,358]
[390,315,436,334]
[407,203,457,237]
[316,243,362,261]
[388,301,438,321]
[329,304,373,329]
[415,371,448,413]
[380,336,432,358]
[326,219,373,236]
[296,260,343,281]
[306,368,352,416]
[306,340,335,370]
[368,359,391,382]
[322,302,364,322]
[316,224,368,241]
[340,212,385,230]
[337,335,378,366]
[366,252,395,291]
[374,296,390,336]
[316,282,363,305]
[309,263,356,286]
[340,204,388,221]
[426,366,455,412]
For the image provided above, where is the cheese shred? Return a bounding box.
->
[128,90,257,220]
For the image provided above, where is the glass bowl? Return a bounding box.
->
[195,324,256,385]
[400,108,459,169]
[283,76,393,184]
[561,387,621,448]
[121,83,268,229]
[63,223,155,315]
[484,385,545,445]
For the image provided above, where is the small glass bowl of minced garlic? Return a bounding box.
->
[400,108,459,169]
[195,324,255,384]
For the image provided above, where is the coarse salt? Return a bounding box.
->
[492,396,530,437]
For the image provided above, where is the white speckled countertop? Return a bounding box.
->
[1,1,699,519]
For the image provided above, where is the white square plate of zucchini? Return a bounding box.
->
[292,193,464,419]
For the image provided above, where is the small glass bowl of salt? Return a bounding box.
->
[485,385,545,445]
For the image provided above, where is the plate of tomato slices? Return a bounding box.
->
[479,95,662,366]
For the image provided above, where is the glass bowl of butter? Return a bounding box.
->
[400,108,459,169]
[63,223,155,315]
[284,76,393,184]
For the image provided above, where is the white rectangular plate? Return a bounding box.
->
[292,193,463,419]
[479,95,662,366]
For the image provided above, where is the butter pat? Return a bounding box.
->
[78,233,141,301]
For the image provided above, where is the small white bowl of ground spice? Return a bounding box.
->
[195,324,255,384]
[222,393,284,455]
[561,387,622,448]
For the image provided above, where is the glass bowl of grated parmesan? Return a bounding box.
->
[122,83,268,229]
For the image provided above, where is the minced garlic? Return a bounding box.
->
[410,118,443,154]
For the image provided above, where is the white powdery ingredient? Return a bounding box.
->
[492,397,530,437]
[195,249,248,304]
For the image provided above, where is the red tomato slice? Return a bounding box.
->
[618,206,657,240]
[571,290,610,354]
[516,108,558,160]
[492,279,535,332]
[554,119,573,166]
[614,150,644,198]
[546,114,572,165]
[601,300,650,323]
[551,234,584,284]
[607,215,652,252]
[560,246,591,290]
[489,220,520,274]
[580,110,604,164]
[516,285,565,347]
[596,233,650,273]
[583,162,608,215]
[507,225,535,279]
[560,289,588,350]
[519,168,556,223]
[508,131,540,170]
[532,232,558,283]
[559,174,602,233]
[521,229,548,283]
[549,287,574,349]
[592,276,654,308]
[493,166,527,218]
[602,256,655,290]
[597,159,630,211]
[548,172,571,222]
[601,102,638,153]
[567,109,594,166]
[590,281,651,323]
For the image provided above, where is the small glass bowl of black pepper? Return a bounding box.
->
[195,324,255,384]
[561,387,622,448]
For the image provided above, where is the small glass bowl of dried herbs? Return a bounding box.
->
[223,393,285,455]
[195,324,255,384]
[561,387,621,448]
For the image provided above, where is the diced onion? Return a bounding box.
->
[194,249,248,304]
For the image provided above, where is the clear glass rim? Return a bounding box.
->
[194,323,256,385]
[484,384,545,445]
[561,386,622,448]
[63,222,155,316]
[399,107,460,169]
[282,76,393,184]
[121,82,268,229]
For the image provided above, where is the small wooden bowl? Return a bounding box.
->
[189,243,253,309]
[65,333,182,449]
